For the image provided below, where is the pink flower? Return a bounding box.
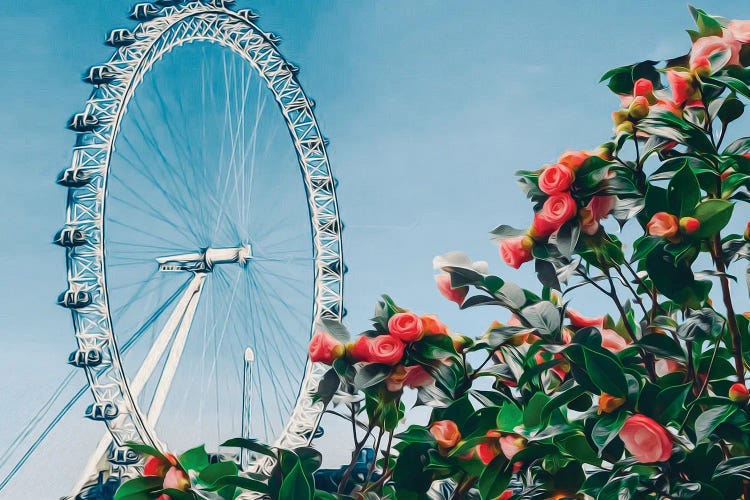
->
[728,19,750,43]
[531,192,578,238]
[538,163,575,195]
[666,70,694,106]
[430,420,461,449]
[557,150,590,170]
[566,309,605,328]
[600,328,629,353]
[368,335,405,365]
[435,272,468,306]
[308,332,345,365]
[349,336,373,362]
[388,312,424,342]
[499,435,525,473]
[143,453,177,477]
[647,212,679,240]
[475,430,502,465]
[690,30,741,72]
[633,78,654,97]
[655,358,683,377]
[420,314,448,335]
[499,236,534,269]
[652,99,683,118]
[497,491,514,500]
[386,364,434,392]
[163,467,190,491]
[619,414,672,463]
[589,195,616,220]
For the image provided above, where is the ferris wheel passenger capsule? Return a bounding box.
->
[53,227,86,247]
[84,65,117,85]
[57,289,92,309]
[68,113,99,132]
[266,32,281,45]
[84,402,119,421]
[68,348,103,368]
[236,9,259,22]
[154,0,182,6]
[108,446,140,465]
[286,62,300,75]
[130,3,160,20]
[57,167,92,187]
[106,29,136,47]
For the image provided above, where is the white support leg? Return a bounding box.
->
[70,273,206,495]
[240,348,254,470]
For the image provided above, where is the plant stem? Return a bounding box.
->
[364,428,384,486]
[612,265,649,317]
[338,426,373,494]
[361,431,394,495]
[608,273,657,382]
[711,233,744,382]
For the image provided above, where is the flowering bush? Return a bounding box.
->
[118,6,750,499]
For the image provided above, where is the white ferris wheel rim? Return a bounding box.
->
[59,0,344,470]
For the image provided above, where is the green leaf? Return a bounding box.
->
[718,95,745,126]
[540,384,586,424]
[655,382,692,424]
[477,454,511,499]
[156,490,195,500]
[591,411,627,452]
[631,235,662,262]
[695,405,737,443]
[220,438,276,458]
[314,367,341,405]
[523,392,551,429]
[496,403,523,433]
[521,301,561,337]
[558,433,602,465]
[353,363,391,390]
[693,8,723,37]
[198,460,239,486]
[317,318,351,343]
[692,199,734,238]
[206,475,269,494]
[179,445,210,474]
[278,461,314,500]
[668,164,701,217]
[114,476,163,500]
[583,347,628,397]
[637,334,686,361]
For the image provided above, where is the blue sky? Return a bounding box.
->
[1,0,749,496]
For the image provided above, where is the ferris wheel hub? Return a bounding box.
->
[156,244,252,273]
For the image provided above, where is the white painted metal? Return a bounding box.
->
[70,272,207,494]
[147,274,206,426]
[240,347,254,470]
[60,0,344,486]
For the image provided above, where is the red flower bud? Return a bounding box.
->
[679,217,700,235]
[745,221,750,240]
[628,96,650,120]
[633,78,654,97]
[729,383,750,403]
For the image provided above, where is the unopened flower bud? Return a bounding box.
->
[616,121,634,135]
[612,109,629,126]
[598,393,626,414]
[628,96,650,120]
[729,383,750,403]
[745,221,750,240]
[692,55,711,77]
[679,217,700,235]
[633,78,654,97]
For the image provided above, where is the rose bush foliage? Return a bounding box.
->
[118,7,750,499]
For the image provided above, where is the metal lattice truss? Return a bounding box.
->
[58,0,343,476]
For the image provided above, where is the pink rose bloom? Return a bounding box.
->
[499,435,525,473]
[600,328,629,353]
[652,99,683,118]
[308,331,345,365]
[420,314,448,335]
[589,195,616,220]
[566,308,605,328]
[728,19,750,43]
[531,192,578,237]
[163,467,190,491]
[435,272,468,306]
[557,150,590,170]
[619,414,672,463]
[368,335,405,365]
[538,163,575,195]
[666,70,694,106]
[499,235,534,269]
[690,30,741,72]
[386,364,434,391]
[430,420,461,449]
[349,336,372,362]
[647,212,679,239]
[388,312,424,342]
[655,358,683,377]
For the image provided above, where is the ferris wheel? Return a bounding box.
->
[55,0,344,490]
